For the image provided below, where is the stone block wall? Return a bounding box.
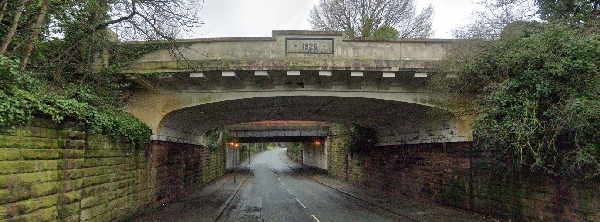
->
[0,119,227,221]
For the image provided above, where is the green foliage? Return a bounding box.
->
[0,0,200,149]
[0,61,36,128]
[372,27,400,38]
[286,143,303,154]
[0,56,150,147]
[438,22,600,179]
[331,124,377,154]
[536,0,600,23]
[203,127,233,151]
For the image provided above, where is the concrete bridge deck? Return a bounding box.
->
[122,30,472,147]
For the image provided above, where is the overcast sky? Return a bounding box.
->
[189,0,477,39]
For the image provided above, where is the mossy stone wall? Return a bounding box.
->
[0,119,227,221]
[326,126,350,181]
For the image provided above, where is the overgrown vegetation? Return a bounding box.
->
[330,124,377,154]
[435,0,600,179]
[0,56,150,146]
[203,127,233,151]
[0,0,204,147]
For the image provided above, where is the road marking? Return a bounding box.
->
[287,189,292,194]
[295,198,307,208]
[311,215,320,222]
[277,177,281,181]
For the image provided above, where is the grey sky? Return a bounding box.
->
[190,0,477,39]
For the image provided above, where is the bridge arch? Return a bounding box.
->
[121,30,473,146]
[150,95,470,146]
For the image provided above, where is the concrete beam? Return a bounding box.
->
[255,71,269,76]
[287,71,301,76]
[190,72,204,78]
[351,71,363,77]
[222,71,236,77]
[319,71,332,76]
[414,73,428,78]
[382,72,395,78]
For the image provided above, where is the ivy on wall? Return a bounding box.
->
[0,56,150,147]
[330,124,377,154]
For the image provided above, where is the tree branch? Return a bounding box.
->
[95,0,137,31]
[0,0,28,56]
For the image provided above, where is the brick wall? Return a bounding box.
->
[325,140,600,221]
[326,134,350,181]
[150,141,225,206]
[469,160,600,221]
[0,119,227,221]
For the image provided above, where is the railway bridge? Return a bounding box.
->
[123,30,472,146]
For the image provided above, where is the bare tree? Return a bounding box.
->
[105,0,204,41]
[452,0,538,39]
[308,0,434,38]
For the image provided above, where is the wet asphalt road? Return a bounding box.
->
[218,148,409,222]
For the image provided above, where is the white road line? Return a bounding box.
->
[287,189,292,194]
[280,181,285,186]
[311,215,320,222]
[277,177,281,181]
[295,198,307,208]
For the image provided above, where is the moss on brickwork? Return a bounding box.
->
[0,160,59,174]
[7,205,58,221]
[0,148,61,161]
[0,171,60,188]
[326,124,352,181]
[0,193,58,220]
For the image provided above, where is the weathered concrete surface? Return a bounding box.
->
[126,93,473,146]
[122,30,472,148]
[123,30,451,73]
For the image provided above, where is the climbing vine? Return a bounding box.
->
[330,124,377,154]
[0,56,150,147]
[203,127,234,151]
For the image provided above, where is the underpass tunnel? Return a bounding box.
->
[145,95,474,216]
[156,96,469,147]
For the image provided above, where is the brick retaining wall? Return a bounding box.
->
[326,141,600,221]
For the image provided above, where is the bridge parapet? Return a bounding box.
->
[123,30,452,74]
